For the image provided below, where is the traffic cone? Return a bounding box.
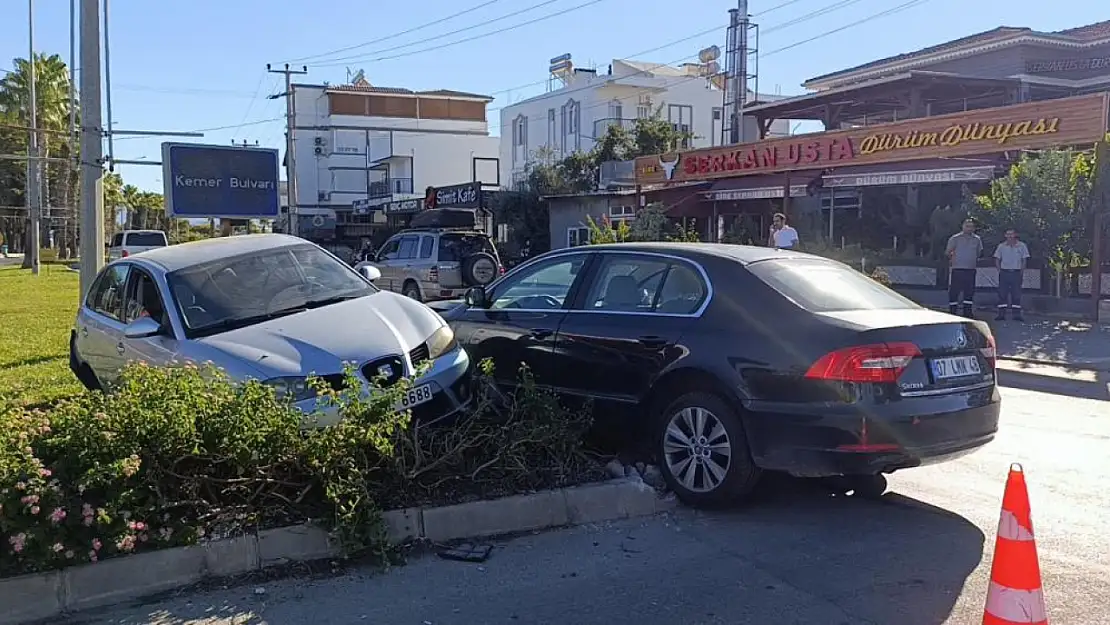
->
[983,463,1048,625]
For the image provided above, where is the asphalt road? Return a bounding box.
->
[67,361,1110,625]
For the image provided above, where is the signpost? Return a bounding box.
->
[161,143,280,219]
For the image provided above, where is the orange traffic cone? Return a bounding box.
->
[983,463,1048,625]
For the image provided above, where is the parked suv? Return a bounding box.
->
[108,230,168,260]
[366,228,502,302]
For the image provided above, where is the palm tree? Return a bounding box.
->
[0,53,77,264]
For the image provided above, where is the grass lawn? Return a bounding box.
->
[0,263,84,405]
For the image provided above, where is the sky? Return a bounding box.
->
[0,0,1104,193]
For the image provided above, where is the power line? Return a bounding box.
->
[284,0,506,64]
[314,0,613,67]
[762,0,930,56]
[112,116,285,141]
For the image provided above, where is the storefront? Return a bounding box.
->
[635,92,1110,245]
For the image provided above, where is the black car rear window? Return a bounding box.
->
[438,233,496,262]
[747,259,919,312]
[126,232,167,247]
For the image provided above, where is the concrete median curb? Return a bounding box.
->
[0,478,670,624]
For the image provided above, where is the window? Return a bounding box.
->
[419,236,434,259]
[491,255,587,310]
[125,232,168,247]
[748,259,919,313]
[547,108,557,148]
[88,265,130,320]
[122,269,168,327]
[609,205,637,223]
[166,244,375,337]
[514,116,527,146]
[438,233,496,262]
[397,236,419,260]
[567,226,590,248]
[667,104,694,148]
[609,99,623,120]
[637,94,652,119]
[655,263,708,315]
[566,100,579,134]
[583,256,669,312]
[110,232,124,247]
[377,238,401,261]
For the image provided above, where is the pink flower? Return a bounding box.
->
[20,494,39,506]
[83,516,94,527]
[29,505,40,515]
[88,551,97,563]
[116,535,136,552]
[91,538,102,551]
[52,543,64,553]
[9,533,26,553]
[128,521,147,531]
[82,503,94,516]
[49,507,67,523]
[39,468,52,477]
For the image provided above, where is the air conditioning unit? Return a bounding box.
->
[314,146,324,156]
[314,137,326,146]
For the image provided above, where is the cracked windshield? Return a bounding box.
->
[1,0,1107,623]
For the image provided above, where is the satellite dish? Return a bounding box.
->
[698,45,721,63]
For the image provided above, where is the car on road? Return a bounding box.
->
[358,217,502,302]
[70,234,471,426]
[433,242,1001,507]
[107,229,169,260]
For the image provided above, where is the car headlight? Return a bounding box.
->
[263,376,316,402]
[425,325,457,360]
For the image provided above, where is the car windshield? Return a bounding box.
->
[126,232,167,247]
[438,233,496,262]
[166,244,377,337]
[747,258,919,313]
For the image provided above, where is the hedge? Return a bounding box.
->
[0,360,600,577]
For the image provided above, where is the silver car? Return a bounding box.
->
[69,234,472,425]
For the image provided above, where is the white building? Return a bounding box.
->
[288,78,500,242]
[499,58,791,187]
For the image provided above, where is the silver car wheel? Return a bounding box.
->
[663,406,732,493]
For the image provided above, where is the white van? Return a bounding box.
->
[107,230,169,259]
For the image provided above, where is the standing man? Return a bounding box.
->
[945,218,983,318]
[993,228,1030,321]
[768,212,799,250]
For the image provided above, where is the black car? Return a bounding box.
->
[434,243,1000,507]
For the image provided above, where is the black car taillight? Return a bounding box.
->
[805,342,921,384]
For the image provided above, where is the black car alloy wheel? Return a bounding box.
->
[658,391,761,507]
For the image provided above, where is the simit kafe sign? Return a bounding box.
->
[162,143,280,219]
[428,182,481,209]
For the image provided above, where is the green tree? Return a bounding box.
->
[0,54,78,262]
[969,149,1095,273]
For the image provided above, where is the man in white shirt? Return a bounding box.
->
[768,212,799,250]
[993,227,1030,321]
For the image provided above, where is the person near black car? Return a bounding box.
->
[945,218,983,318]
[993,228,1030,321]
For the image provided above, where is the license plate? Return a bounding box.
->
[931,356,982,380]
[395,384,434,411]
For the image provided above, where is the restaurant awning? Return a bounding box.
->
[701,172,821,202]
[820,158,1004,188]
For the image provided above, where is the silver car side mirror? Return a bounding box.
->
[123,316,162,339]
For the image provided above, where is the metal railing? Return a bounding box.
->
[368,177,414,198]
[592,117,637,138]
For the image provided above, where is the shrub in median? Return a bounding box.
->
[0,360,597,577]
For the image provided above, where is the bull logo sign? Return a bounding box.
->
[658,154,681,180]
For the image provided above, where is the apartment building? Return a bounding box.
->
[498,57,791,187]
[288,77,500,244]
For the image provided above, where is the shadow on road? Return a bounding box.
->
[997,366,1110,401]
[681,473,986,625]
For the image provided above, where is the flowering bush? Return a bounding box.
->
[0,359,596,576]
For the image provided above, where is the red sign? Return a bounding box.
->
[681,136,856,177]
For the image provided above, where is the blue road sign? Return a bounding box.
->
[161,143,280,219]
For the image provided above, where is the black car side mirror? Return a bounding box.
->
[465,286,489,308]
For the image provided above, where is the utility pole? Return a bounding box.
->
[1092,138,1109,322]
[78,0,105,300]
[267,63,307,237]
[26,0,42,275]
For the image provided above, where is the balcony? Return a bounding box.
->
[368,177,414,199]
[593,117,637,139]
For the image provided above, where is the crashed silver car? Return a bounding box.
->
[69,234,472,425]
